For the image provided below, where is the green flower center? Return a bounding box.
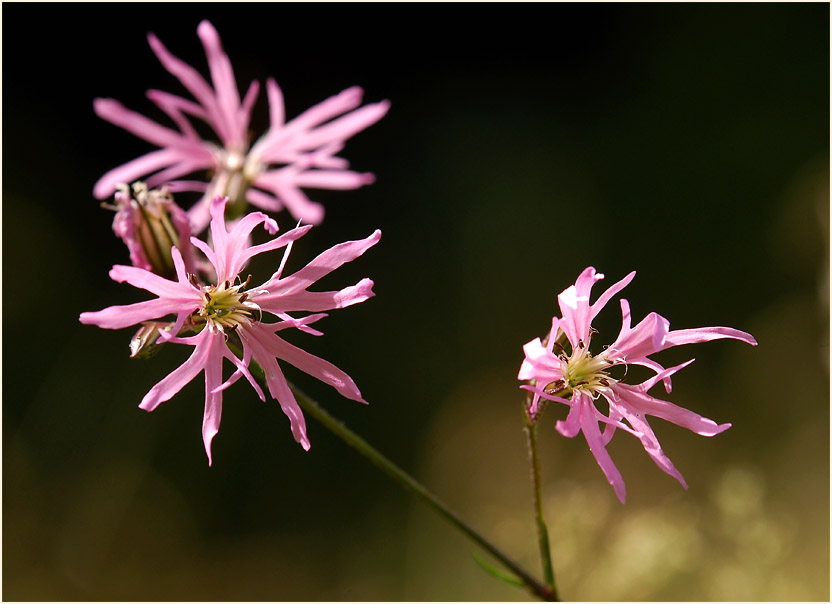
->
[545,336,616,398]
[195,279,259,332]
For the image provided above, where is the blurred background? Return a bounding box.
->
[3,3,829,601]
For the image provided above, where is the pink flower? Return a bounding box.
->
[518,267,757,503]
[80,196,381,465]
[93,20,389,232]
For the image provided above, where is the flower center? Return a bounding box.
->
[546,337,616,398]
[194,278,259,333]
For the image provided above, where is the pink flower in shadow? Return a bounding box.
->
[93,20,389,232]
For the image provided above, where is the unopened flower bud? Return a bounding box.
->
[109,182,196,280]
[129,321,175,359]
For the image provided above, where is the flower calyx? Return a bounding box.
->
[108,182,195,280]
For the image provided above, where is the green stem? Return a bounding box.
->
[290,382,557,601]
[228,340,556,600]
[523,404,559,600]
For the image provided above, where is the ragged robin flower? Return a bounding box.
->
[93,20,389,232]
[81,195,381,464]
[518,267,757,503]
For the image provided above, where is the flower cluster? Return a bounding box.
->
[82,196,380,464]
[93,20,389,232]
[518,267,757,503]
[82,18,757,526]
[81,20,388,463]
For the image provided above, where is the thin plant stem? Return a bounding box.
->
[290,381,557,602]
[228,341,556,600]
[523,404,559,600]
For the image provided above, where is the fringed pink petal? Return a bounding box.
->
[145,158,216,190]
[557,267,603,349]
[139,329,214,412]
[79,298,187,330]
[196,20,243,146]
[262,330,366,403]
[591,270,636,321]
[555,395,582,438]
[272,313,328,336]
[613,384,731,437]
[266,230,381,294]
[147,89,206,139]
[201,333,225,465]
[664,326,758,349]
[609,310,670,362]
[266,78,285,128]
[517,338,562,382]
[285,86,364,133]
[165,180,209,193]
[292,169,376,190]
[215,344,266,402]
[637,359,695,393]
[93,148,186,200]
[109,264,196,299]
[606,392,688,489]
[190,236,219,276]
[545,317,562,353]
[236,226,312,280]
[252,178,325,225]
[245,187,285,212]
[579,396,626,504]
[258,278,375,314]
[239,326,310,450]
[94,98,201,151]
[147,31,232,145]
[187,196,214,234]
[207,196,230,274]
[292,101,391,151]
[238,80,260,135]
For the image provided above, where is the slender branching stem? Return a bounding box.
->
[523,403,559,600]
[291,382,557,601]
[231,341,557,600]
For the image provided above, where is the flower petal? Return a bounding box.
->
[252,178,325,225]
[606,390,688,488]
[579,394,626,504]
[555,396,582,438]
[201,333,226,465]
[94,98,207,153]
[517,337,562,382]
[266,230,381,294]
[590,271,635,321]
[93,148,188,200]
[613,384,731,437]
[293,101,391,151]
[147,30,232,144]
[196,20,243,146]
[263,330,366,403]
[108,264,196,300]
[239,326,310,450]
[258,278,375,314]
[139,329,215,412]
[663,326,758,349]
[609,303,670,362]
[292,169,376,190]
[557,267,603,349]
[80,298,186,330]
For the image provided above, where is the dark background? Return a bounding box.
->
[4,3,829,600]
